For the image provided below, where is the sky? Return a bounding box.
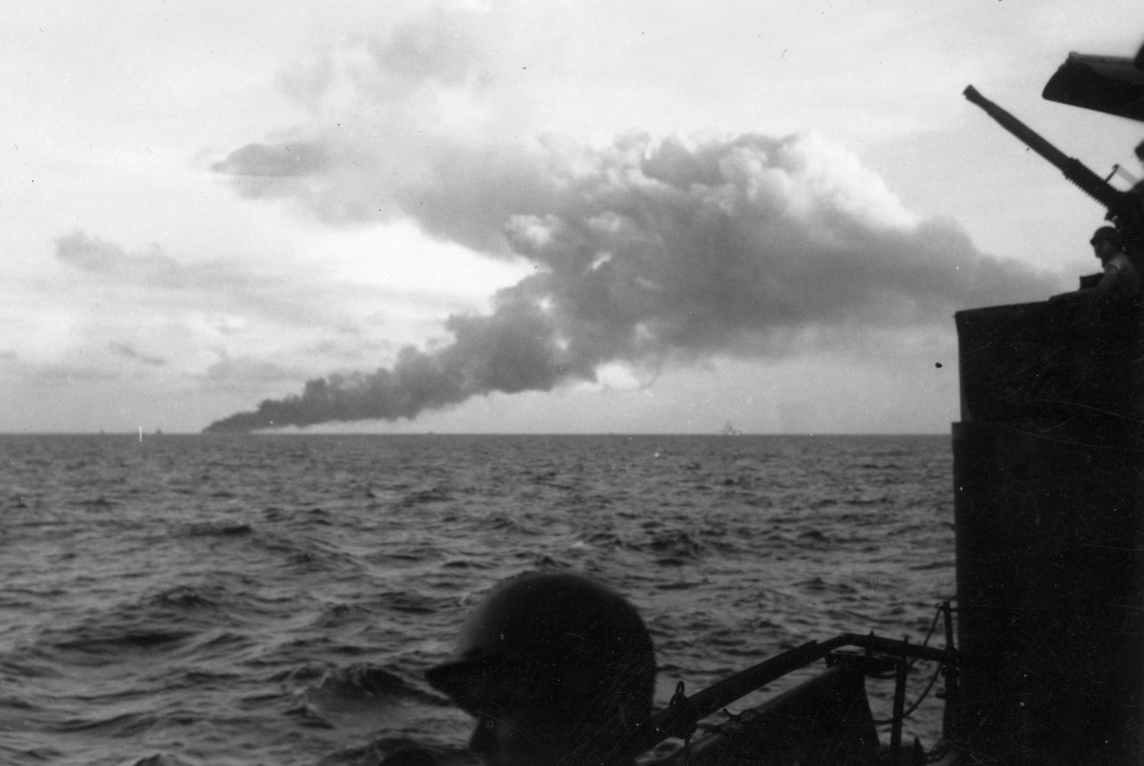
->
[3,1,1143,434]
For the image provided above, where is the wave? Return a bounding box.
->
[51,710,161,736]
[375,590,460,615]
[645,530,707,559]
[47,629,198,658]
[152,585,223,611]
[393,488,454,510]
[320,737,482,766]
[129,754,199,766]
[183,521,253,537]
[308,664,444,705]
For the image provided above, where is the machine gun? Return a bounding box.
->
[964,85,1144,252]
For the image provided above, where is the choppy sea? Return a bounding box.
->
[0,433,955,766]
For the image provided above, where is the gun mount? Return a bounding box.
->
[950,45,1144,766]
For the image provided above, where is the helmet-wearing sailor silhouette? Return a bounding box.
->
[427,571,656,766]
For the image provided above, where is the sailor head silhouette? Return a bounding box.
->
[427,571,656,766]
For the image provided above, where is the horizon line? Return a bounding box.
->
[0,430,950,437]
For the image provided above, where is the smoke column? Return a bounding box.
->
[205,132,1054,432]
[203,18,1056,433]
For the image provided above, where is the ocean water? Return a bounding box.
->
[0,433,955,766]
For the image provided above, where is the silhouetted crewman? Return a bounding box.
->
[1051,226,1143,301]
[426,571,657,766]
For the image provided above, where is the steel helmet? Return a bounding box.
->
[426,571,656,733]
[1092,226,1121,245]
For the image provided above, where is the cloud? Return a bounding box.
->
[212,142,330,178]
[199,356,303,394]
[211,11,551,252]
[205,10,1058,433]
[52,230,393,330]
[109,342,167,367]
[36,230,466,401]
[28,363,121,387]
[56,231,187,286]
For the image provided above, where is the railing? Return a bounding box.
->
[621,602,966,761]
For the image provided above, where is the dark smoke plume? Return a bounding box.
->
[205,131,1056,433]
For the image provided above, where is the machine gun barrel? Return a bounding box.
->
[963,85,1136,219]
[964,85,1072,168]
